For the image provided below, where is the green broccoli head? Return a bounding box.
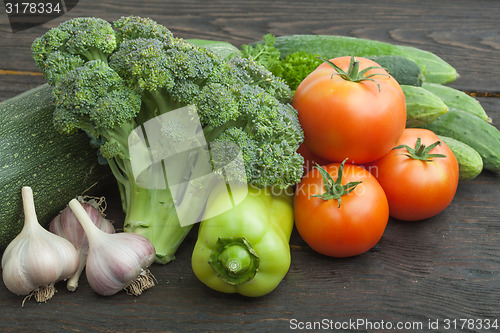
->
[113,15,174,44]
[109,37,219,94]
[228,56,293,103]
[109,38,176,93]
[32,17,117,83]
[41,51,85,86]
[210,84,304,188]
[35,15,304,190]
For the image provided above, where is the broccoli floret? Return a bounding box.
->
[32,16,304,264]
[42,51,85,86]
[113,15,174,43]
[52,60,141,141]
[228,56,292,102]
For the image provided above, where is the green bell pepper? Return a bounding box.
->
[191,183,294,297]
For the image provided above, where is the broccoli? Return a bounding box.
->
[32,16,304,264]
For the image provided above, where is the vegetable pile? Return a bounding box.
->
[1,16,500,303]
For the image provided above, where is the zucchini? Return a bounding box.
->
[402,85,449,128]
[368,55,425,86]
[0,84,112,249]
[423,110,500,172]
[267,34,458,84]
[422,82,490,122]
[438,135,483,181]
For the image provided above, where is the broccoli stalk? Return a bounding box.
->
[124,179,187,264]
[32,16,304,263]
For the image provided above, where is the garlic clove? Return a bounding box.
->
[68,199,156,296]
[1,187,79,304]
[49,198,115,292]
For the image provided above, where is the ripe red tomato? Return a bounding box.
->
[294,160,389,258]
[368,128,459,221]
[292,56,406,164]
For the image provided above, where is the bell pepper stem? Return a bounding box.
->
[218,244,252,274]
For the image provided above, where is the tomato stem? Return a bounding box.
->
[318,55,389,92]
[310,159,362,208]
[393,137,447,161]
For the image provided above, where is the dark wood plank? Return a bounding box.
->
[0,74,46,101]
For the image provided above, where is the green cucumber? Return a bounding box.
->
[438,135,483,181]
[368,55,425,86]
[0,84,112,249]
[423,110,500,172]
[267,34,458,84]
[422,82,489,122]
[402,85,449,128]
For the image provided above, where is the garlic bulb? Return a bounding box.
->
[1,187,79,304]
[50,198,115,291]
[68,199,156,296]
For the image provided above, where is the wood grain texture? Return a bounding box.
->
[1,1,500,332]
[1,0,500,96]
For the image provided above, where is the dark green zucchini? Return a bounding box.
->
[0,84,112,249]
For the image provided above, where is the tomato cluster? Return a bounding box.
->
[292,56,459,258]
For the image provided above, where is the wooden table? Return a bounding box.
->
[1,1,499,332]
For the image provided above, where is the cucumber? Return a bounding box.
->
[402,85,449,128]
[0,84,112,249]
[423,110,500,172]
[187,39,241,59]
[438,135,483,181]
[368,55,425,86]
[422,82,490,122]
[267,34,458,84]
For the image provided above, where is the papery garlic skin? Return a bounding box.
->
[1,187,79,300]
[85,233,155,296]
[68,199,156,296]
[50,200,115,249]
[49,200,115,291]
